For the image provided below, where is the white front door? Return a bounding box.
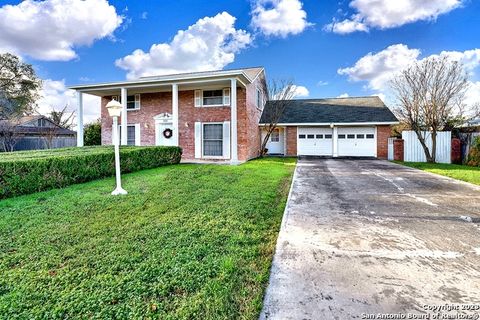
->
[156,122,175,146]
[337,127,376,157]
[297,127,333,156]
[154,113,175,146]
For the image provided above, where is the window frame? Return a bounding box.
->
[196,88,231,107]
[270,129,280,142]
[112,94,141,111]
[202,122,224,158]
[117,123,140,146]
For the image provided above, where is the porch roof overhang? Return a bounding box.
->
[68,69,258,97]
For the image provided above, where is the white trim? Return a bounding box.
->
[223,88,231,106]
[194,90,202,107]
[259,122,399,126]
[69,70,253,91]
[120,87,128,145]
[194,122,202,158]
[134,123,141,146]
[230,78,238,163]
[374,126,378,158]
[172,84,179,146]
[76,92,83,147]
[223,121,231,159]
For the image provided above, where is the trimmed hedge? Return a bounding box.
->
[0,146,182,199]
[467,136,480,167]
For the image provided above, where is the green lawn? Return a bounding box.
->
[0,157,296,319]
[395,161,480,186]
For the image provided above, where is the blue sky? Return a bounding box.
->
[0,0,479,121]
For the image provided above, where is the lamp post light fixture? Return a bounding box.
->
[106,99,128,196]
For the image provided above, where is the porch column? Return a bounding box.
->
[332,125,338,157]
[120,87,128,145]
[172,83,179,146]
[230,78,238,163]
[76,91,84,147]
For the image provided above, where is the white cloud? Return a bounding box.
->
[337,93,350,98]
[141,11,148,20]
[338,44,421,90]
[338,44,480,107]
[38,79,100,125]
[251,0,311,37]
[0,0,123,61]
[325,0,462,34]
[317,80,329,86]
[291,85,309,97]
[116,12,251,79]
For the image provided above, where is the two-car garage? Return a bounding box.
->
[297,127,377,157]
[259,97,399,159]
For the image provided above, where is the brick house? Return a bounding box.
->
[70,67,398,163]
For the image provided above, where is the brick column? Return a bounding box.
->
[393,139,404,161]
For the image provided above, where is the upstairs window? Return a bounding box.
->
[203,90,223,106]
[195,89,231,107]
[256,88,263,109]
[112,94,141,110]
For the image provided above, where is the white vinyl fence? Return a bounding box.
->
[402,131,451,163]
[387,138,396,160]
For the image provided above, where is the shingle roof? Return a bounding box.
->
[139,67,264,82]
[260,96,398,124]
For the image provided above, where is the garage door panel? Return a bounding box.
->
[338,127,375,157]
[298,127,333,156]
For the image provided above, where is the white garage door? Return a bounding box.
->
[297,127,333,156]
[337,127,376,157]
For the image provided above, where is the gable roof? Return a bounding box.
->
[0,116,76,135]
[260,96,398,125]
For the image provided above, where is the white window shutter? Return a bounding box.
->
[135,123,141,146]
[194,90,202,107]
[223,88,231,106]
[223,121,231,159]
[135,94,141,109]
[194,122,202,158]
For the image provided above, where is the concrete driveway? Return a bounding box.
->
[261,158,480,320]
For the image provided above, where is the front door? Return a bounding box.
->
[154,113,175,146]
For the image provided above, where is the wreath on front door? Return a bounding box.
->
[163,128,173,139]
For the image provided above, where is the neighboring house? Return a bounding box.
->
[260,97,398,158]
[70,67,398,163]
[0,115,76,151]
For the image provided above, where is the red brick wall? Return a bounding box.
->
[285,126,297,156]
[376,125,391,159]
[243,74,266,160]
[393,139,404,161]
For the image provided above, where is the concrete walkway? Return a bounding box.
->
[260,158,480,320]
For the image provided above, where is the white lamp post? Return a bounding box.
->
[106,99,128,196]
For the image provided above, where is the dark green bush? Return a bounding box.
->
[466,136,480,167]
[0,146,182,199]
[84,120,102,146]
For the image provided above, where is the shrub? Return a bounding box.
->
[84,120,102,146]
[0,146,182,199]
[466,136,480,167]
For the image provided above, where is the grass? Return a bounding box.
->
[0,157,296,319]
[394,161,480,186]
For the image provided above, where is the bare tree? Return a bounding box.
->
[47,105,75,130]
[390,56,473,163]
[0,118,20,152]
[260,79,297,156]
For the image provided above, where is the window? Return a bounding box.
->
[37,118,48,127]
[203,90,224,106]
[299,134,306,139]
[316,134,323,139]
[271,129,280,142]
[203,124,223,156]
[357,134,365,139]
[338,134,346,139]
[366,134,374,139]
[112,94,140,110]
[118,124,139,146]
[256,89,263,109]
[307,134,314,139]
[325,134,332,139]
[347,134,355,139]
[127,95,140,110]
